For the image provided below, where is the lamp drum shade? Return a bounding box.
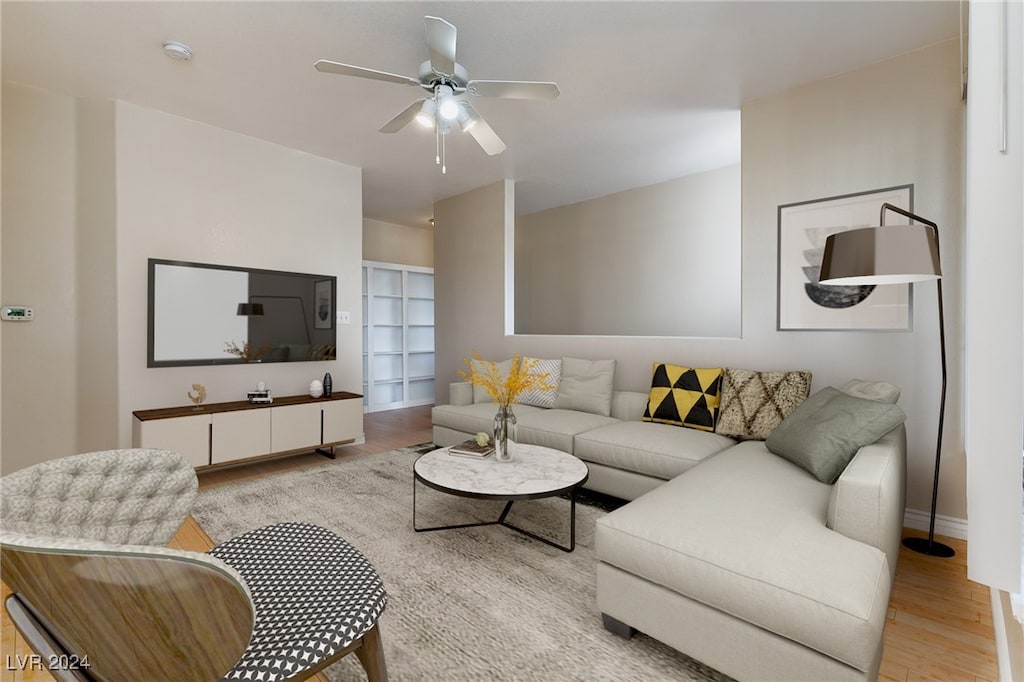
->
[819,225,942,285]
[237,303,265,316]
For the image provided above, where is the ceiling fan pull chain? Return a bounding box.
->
[441,129,447,174]
[435,113,441,166]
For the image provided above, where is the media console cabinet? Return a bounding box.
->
[132,392,363,469]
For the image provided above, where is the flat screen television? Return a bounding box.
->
[148,259,336,367]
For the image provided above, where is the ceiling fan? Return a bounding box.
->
[314,16,559,173]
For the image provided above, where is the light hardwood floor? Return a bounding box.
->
[2,406,998,681]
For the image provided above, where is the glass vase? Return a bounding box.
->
[493,405,516,462]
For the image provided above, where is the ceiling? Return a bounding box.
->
[2,1,960,228]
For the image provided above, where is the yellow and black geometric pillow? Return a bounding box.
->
[641,363,724,432]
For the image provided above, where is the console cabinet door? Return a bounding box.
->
[322,399,362,444]
[133,415,211,468]
[211,410,271,464]
[271,403,323,453]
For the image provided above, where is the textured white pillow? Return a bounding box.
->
[515,357,561,408]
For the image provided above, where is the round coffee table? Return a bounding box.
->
[413,442,589,552]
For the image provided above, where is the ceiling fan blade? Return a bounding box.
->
[424,16,457,77]
[463,107,506,156]
[467,80,560,100]
[314,60,422,87]
[379,99,427,133]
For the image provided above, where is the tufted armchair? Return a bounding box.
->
[0,448,388,682]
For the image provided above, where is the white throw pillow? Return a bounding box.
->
[515,357,562,408]
[553,357,616,416]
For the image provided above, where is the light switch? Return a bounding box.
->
[337,311,351,324]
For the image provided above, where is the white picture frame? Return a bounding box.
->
[777,185,914,331]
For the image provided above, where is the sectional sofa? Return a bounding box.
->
[431,359,907,681]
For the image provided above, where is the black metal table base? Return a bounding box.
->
[413,482,578,552]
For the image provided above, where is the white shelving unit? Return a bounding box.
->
[362,261,435,412]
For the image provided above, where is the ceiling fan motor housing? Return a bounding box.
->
[418,60,469,90]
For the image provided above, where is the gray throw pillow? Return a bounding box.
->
[765,387,906,483]
[553,357,616,416]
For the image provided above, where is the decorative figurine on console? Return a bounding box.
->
[309,380,324,398]
[248,381,272,404]
[187,384,206,410]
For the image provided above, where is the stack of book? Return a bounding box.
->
[448,439,495,459]
[247,389,272,404]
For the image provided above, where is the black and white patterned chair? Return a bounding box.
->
[0,448,388,682]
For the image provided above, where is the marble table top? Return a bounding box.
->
[414,442,589,498]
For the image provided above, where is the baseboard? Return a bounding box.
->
[903,508,968,540]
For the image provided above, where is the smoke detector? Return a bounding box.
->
[162,41,193,61]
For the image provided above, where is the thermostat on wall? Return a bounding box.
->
[2,306,34,321]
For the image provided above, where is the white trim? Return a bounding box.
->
[903,508,968,540]
[362,259,435,275]
[990,587,1024,682]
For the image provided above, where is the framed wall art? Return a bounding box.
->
[777,185,914,331]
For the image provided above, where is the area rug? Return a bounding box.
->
[191,446,731,681]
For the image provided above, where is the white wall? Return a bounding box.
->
[434,40,967,524]
[363,218,433,268]
[1,86,365,470]
[1,84,79,472]
[434,181,510,389]
[515,164,741,337]
[114,102,364,447]
[74,97,119,453]
[964,0,1023,598]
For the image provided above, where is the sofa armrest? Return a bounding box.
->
[449,382,474,406]
[827,424,906,580]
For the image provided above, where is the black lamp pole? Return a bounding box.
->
[878,203,955,558]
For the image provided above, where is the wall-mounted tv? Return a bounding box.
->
[148,259,336,368]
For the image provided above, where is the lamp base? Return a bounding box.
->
[902,535,955,558]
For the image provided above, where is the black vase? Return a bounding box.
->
[323,372,332,397]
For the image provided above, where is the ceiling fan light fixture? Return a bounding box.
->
[436,85,459,121]
[457,103,479,132]
[415,99,436,128]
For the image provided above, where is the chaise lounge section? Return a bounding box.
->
[432,357,907,680]
[596,426,906,681]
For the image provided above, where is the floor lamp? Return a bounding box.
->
[818,202,955,558]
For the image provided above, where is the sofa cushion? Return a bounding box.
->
[514,409,619,453]
[574,421,734,481]
[595,441,892,672]
[431,402,547,437]
[553,358,616,416]
[515,357,561,408]
[641,363,723,432]
[715,368,812,441]
[766,387,906,483]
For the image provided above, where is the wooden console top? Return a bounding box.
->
[133,391,362,421]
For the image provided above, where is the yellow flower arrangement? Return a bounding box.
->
[458,352,557,408]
